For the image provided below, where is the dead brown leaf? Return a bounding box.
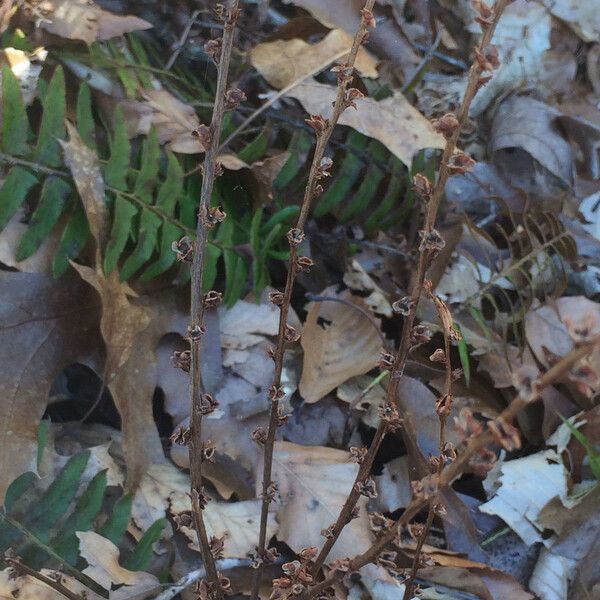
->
[267,441,373,560]
[300,288,382,403]
[37,0,152,44]
[250,29,378,89]
[77,531,159,599]
[289,81,445,165]
[0,271,99,501]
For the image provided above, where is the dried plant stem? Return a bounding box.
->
[308,338,598,598]
[311,0,509,578]
[252,3,376,597]
[188,4,240,599]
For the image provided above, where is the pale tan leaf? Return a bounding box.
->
[219,299,280,349]
[250,29,377,89]
[267,441,373,560]
[77,531,159,597]
[289,80,444,165]
[539,0,600,42]
[1,47,47,106]
[300,288,382,403]
[38,0,152,44]
[343,259,392,317]
[61,123,108,251]
[121,89,205,153]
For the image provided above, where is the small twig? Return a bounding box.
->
[165,9,202,70]
[252,3,377,598]
[4,554,91,600]
[307,338,599,598]
[186,4,241,600]
[401,31,442,95]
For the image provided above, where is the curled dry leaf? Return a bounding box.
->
[343,259,392,317]
[267,441,373,560]
[250,28,378,90]
[77,531,159,598]
[289,80,444,166]
[300,287,382,403]
[121,89,206,154]
[36,0,152,44]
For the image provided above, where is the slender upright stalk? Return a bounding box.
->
[187,4,240,599]
[251,3,376,597]
[310,0,509,577]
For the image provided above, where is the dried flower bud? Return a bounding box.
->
[203,290,223,309]
[192,124,212,149]
[291,583,306,595]
[186,324,206,342]
[370,512,394,533]
[411,324,432,345]
[428,454,442,473]
[354,477,377,498]
[172,236,194,262]
[392,296,415,316]
[321,525,335,539]
[201,440,216,462]
[264,547,281,565]
[268,385,285,402]
[214,162,224,178]
[436,394,454,419]
[199,205,227,228]
[361,7,376,28]
[173,511,193,529]
[379,402,402,431]
[191,487,211,510]
[317,157,333,179]
[170,426,191,446]
[313,183,324,197]
[224,87,246,112]
[454,407,483,439]
[349,446,368,464]
[432,112,460,138]
[419,228,446,253]
[296,256,314,273]
[269,290,285,306]
[474,44,500,71]
[429,348,446,363]
[344,87,364,110]
[266,345,277,360]
[473,0,494,28]
[200,393,219,415]
[306,114,329,135]
[331,63,354,84]
[252,427,267,444]
[379,350,395,371]
[299,547,318,562]
[448,151,476,175]
[265,481,279,502]
[413,173,433,201]
[287,228,305,246]
[476,74,493,90]
[209,536,225,559]
[488,417,521,451]
[171,350,191,372]
[282,560,301,576]
[329,557,351,580]
[451,368,464,381]
[204,38,221,63]
[277,408,290,427]
[284,324,301,342]
[443,442,457,462]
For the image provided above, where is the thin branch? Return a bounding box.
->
[251,3,376,598]
[308,0,510,580]
[165,9,202,70]
[187,4,241,599]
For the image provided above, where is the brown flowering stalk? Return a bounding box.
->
[251,2,376,598]
[308,337,599,598]
[309,0,509,579]
[178,3,242,600]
